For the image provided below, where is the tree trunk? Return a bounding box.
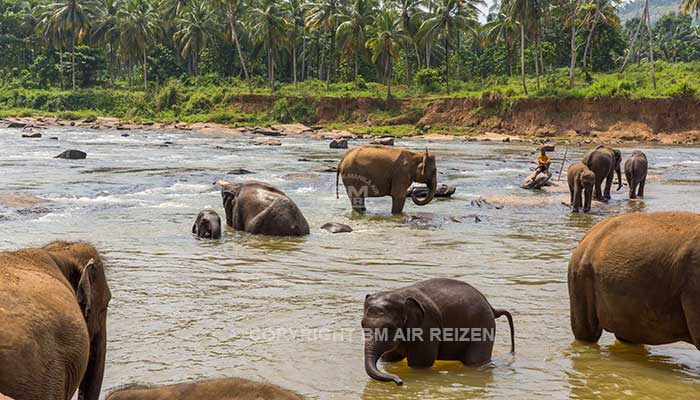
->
[230,20,250,80]
[414,42,421,70]
[568,21,576,89]
[521,24,528,95]
[620,11,644,73]
[582,21,596,71]
[301,35,306,80]
[71,36,76,90]
[534,29,540,91]
[644,1,656,90]
[444,33,450,93]
[354,57,359,83]
[143,46,148,91]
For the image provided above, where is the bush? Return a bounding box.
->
[156,80,182,111]
[414,68,441,93]
[269,98,317,124]
[182,91,213,114]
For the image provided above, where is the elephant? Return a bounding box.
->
[568,212,700,347]
[192,209,222,239]
[0,241,111,400]
[105,378,302,400]
[581,145,622,201]
[567,162,596,213]
[624,150,648,199]
[336,146,437,214]
[362,278,515,385]
[215,179,309,236]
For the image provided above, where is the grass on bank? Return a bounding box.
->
[1,62,699,132]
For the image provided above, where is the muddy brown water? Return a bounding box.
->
[2,127,700,399]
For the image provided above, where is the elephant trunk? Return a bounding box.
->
[583,188,592,213]
[616,164,623,191]
[411,174,436,206]
[364,340,403,386]
[78,320,106,400]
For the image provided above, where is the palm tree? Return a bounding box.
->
[216,0,250,81]
[249,0,287,88]
[40,0,94,90]
[680,0,699,15]
[366,7,408,98]
[118,0,160,90]
[91,0,121,83]
[336,0,374,82]
[580,0,619,71]
[396,0,422,82]
[173,1,217,76]
[507,0,541,94]
[418,0,482,93]
[485,0,517,76]
[305,0,343,87]
[283,0,305,86]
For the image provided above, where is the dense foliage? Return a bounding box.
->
[0,0,699,100]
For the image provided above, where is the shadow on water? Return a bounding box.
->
[361,360,496,400]
[565,340,700,399]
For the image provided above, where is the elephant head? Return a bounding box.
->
[362,293,430,386]
[411,150,437,206]
[580,169,596,213]
[613,149,623,191]
[44,242,111,400]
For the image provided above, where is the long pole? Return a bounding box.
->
[558,148,569,181]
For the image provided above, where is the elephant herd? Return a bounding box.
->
[566,144,649,213]
[3,142,700,400]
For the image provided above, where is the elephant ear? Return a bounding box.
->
[76,258,95,318]
[403,297,424,328]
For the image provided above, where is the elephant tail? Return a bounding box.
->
[492,308,515,354]
[336,169,340,199]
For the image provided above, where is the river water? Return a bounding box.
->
[2,126,700,399]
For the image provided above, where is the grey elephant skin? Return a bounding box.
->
[362,278,515,385]
[216,179,309,236]
[0,242,111,400]
[624,150,648,199]
[567,162,596,213]
[336,146,437,214]
[581,145,622,201]
[192,209,222,239]
[569,212,700,346]
[105,378,302,400]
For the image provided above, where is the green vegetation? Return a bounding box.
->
[1,0,699,126]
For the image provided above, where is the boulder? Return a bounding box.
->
[407,184,456,198]
[0,194,47,208]
[520,171,552,190]
[320,222,353,233]
[8,122,27,129]
[282,173,320,182]
[329,138,348,149]
[254,127,284,136]
[254,138,282,146]
[55,150,87,160]
[314,165,338,173]
[228,168,255,175]
[369,137,394,146]
[21,132,42,138]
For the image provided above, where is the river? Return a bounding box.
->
[2,126,700,399]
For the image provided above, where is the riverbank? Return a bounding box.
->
[4,94,700,146]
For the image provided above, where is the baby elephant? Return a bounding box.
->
[624,150,648,199]
[567,162,596,213]
[362,278,515,385]
[105,378,302,400]
[192,209,222,239]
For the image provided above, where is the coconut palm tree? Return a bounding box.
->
[305,0,344,87]
[336,0,374,82]
[173,1,217,76]
[418,0,482,93]
[91,0,121,83]
[40,0,95,90]
[366,7,408,98]
[283,0,305,85]
[395,0,423,82]
[485,0,517,76]
[580,0,619,71]
[216,0,250,80]
[118,0,160,90]
[249,0,287,88]
[507,0,542,94]
[680,0,699,15]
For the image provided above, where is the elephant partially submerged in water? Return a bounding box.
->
[336,146,437,214]
[105,378,302,400]
[569,212,700,347]
[0,241,111,400]
[215,179,309,236]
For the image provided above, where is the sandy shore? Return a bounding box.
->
[3,115,699,146]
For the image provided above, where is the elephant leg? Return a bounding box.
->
[406,343,438,368]
[603,174,613,200]
[569,265,602,342]
[346,187,366,213]
[391,195,406,214]
[593,179,605,202]
[681,292,700,351]
[638,177,646,197]
[460,340,495,366]
[614,334,637,344]
[568,183,575,208]
[574,185,583,213]
[381,349,406,363]
[629,181,637,199]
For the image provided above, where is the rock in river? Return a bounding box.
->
[329,138,348,149]
[55,149,87,160]
[321,222,353,233]
[228,168,255,175]
[21,132,42,138]
[369,137,394,146]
